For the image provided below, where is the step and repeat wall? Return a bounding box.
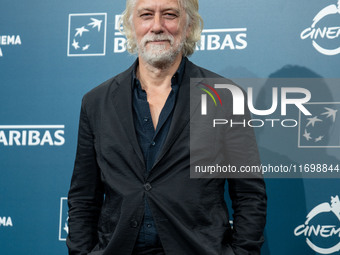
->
[1,0,339,254]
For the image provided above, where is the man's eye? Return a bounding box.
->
[140,13,152,18]
[165,13,176,16]
[164,13,177,18]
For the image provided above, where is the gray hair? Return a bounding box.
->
[120,0,203,56]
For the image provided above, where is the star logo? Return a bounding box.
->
[306,116,322,127]
[88,18,102,32]
[63,217,69,234]
[72,39,80,50]
[75,26,89,37]
[299,103,340,148]
[303,129,312,141]
[58,197,68,241]
[321,107,338,122]
[315,135,324,142]
[82,44,90,51]
[67,13,107,57]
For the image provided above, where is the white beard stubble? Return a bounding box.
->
[137,33,185,69]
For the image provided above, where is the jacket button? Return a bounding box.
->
[130,220,138,228]
[144,182,152,191]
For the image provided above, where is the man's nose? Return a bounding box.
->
[151,14,164,34]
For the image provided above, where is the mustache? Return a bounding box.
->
[141,34,174,46]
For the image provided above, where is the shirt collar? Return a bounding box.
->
[132,57,186,89]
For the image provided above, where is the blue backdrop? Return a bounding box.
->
[1,0,339,254]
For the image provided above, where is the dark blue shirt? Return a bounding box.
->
[132,58,185,249]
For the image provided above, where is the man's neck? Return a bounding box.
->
[137,54,183,91]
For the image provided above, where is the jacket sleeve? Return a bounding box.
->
[224,101,267,255]
[227,177,266,255]
[66,97,104,255]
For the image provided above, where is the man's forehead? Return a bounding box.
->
[134,0,182,11]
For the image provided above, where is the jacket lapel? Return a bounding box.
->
[152,59,202,169]
[109,59,203,175]
[110,60,145,167]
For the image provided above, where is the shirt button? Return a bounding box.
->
[144,182,152,191]
[151,141,156,146]
[143,117,149,122]
[130,220,138,228]
[147,224,152,228]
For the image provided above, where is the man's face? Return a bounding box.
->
[132,0,188,67]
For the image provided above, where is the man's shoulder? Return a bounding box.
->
[186,59,234,83]
[82,60,136,104]
[186,60,222,78]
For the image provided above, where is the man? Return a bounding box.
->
[67,0,267,254]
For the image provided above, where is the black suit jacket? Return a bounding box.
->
[67,58,267,255]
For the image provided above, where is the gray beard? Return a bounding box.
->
[137,33,185,69]
[139,44,183,69]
